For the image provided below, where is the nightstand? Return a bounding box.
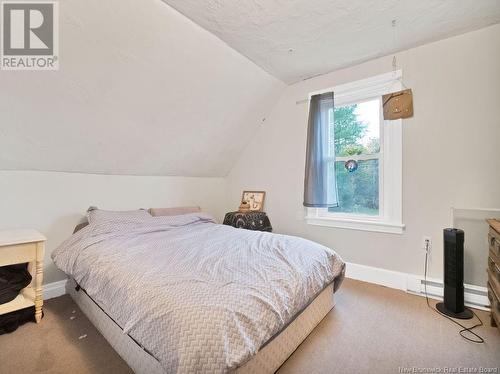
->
[0,229,46,323]
[223,211,272,232]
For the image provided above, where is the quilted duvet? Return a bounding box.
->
[52,213,345,373]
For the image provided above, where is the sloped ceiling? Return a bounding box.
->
[163,0,500,83]
[0,0,284,177]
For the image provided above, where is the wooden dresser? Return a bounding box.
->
[0,229,46,323]
[487,219,500,331]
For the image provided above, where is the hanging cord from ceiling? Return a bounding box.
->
[423,241,485,343]
[390,19,408,90]
[392,19,398,71]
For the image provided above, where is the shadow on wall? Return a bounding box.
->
[44,214,86,284]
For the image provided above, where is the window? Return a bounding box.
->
[329,98,381,216]
[305,71,404,234]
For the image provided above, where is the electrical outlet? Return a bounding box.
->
[422,236,431,253]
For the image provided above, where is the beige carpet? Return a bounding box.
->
[0,279,498,373]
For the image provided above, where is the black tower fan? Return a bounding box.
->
[436,228,473,319]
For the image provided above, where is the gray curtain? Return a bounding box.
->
[303,92,338,208]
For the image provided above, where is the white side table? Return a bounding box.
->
[0,229,46,323]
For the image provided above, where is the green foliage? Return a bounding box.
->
[365,137,380,154]
[330,160,379,215]
[343,144,365,156]
[332,105,367,156]
[331,105,380,156]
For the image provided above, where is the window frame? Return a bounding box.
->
[305,71,405,234]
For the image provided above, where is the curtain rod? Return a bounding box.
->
[295,70,403,106]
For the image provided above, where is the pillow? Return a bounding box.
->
[73,220,89,233]
[149,206,201,217]
[87,207,151,224]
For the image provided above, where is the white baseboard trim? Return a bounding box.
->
[345,262,490,311]
[43,279,68,300]
[345,262,408,290]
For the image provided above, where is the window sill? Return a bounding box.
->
[305,215,405,234]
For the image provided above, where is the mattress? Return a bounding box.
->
[67,279,335,374]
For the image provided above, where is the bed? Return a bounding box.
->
[52,209,345,373]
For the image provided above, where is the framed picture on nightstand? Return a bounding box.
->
[241,191,266,212]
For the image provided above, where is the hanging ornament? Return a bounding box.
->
[345,160,358,173]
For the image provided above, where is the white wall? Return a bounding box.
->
[0,171,226,284]
[0,0,284,177]
[225,24,500,286]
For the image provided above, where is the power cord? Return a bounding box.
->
[423,241,485,344]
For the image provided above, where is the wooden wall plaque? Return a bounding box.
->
[383,89,413,120]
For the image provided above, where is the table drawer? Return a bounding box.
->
[0,243,37,266]
[487,282,500,323]
[488,227,500,258]
[488,256,500,281]
[488,265,500,296]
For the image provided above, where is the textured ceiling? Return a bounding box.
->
[163,0,500,83]
[0,0,284,177]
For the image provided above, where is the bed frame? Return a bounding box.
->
[67,279,335,374]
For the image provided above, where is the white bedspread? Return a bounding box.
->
[52,213,345,373]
